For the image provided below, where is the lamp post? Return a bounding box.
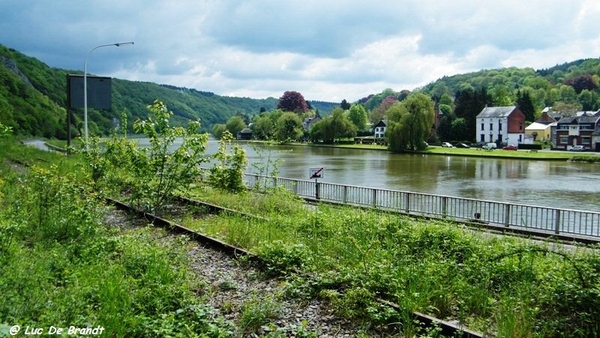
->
[83,41,134,146]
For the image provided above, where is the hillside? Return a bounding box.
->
[0,44,338,139]
[3,42,600,139]
[361,58,600,115]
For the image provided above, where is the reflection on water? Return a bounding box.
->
[243,143,600,212]
[140,138,600,212]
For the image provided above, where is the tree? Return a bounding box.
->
[212,124,226,139]
[454,88,491,141]
[578,89,597,111]
[369,96,397,124]
[451,118,469,141]
[275,112,304,142]
[86,100,210,213]
[250,114,275,140]
[564,75,598,94]
[439,93,454,107]
[208,130,247,193]
[347,104,368,131]
[559,85,578,104]
[225,115,247,137]
[516,90,536,122]
[277,91,309,114]
[386,93,435,152]
[491,85,515,106]
[436,113,455,141]
[310,108,356,144]
[340,99,351,110]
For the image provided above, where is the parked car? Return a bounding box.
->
[456,143,470,148]
[569,145,585,152]
[482,142,497,150]
[441,142,454,148]
[503,144,518,150]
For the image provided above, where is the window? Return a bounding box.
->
[489,123,493,131]
[481,123,484,130]
[559,136,568,144]
[519,123,523,131]
[582,137,591,144]
[480,134,485,142]
[499,122,502,131]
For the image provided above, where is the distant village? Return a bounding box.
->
[355,106,600,151]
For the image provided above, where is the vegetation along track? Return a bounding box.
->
[106,196,483,337]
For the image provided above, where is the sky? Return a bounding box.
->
[1,1,600,103]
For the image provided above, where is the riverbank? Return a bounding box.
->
[31,137,600,162]
[244,140,600,162]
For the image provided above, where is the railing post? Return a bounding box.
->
[293,180,298,195]
[404,193,410,213]
[441,196,447,218]
[504,204,511,227]
[315,181,320,201]
[554,209,561,234]
[343,186,348,204]
[372,188,377,207]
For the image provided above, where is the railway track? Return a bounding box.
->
[106,196,484,338]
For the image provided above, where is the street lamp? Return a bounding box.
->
[83,41,134,145]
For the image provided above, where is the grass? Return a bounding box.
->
[185,186,600,336]
[0,139,233,337]
[270,140,597,161]
[5,136,600,337]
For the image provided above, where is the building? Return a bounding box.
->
[476,106,526,145]
[524,122,552,142]
[554,112,600,150]
[236,127,253,140]
[302,116,321,131]
[373,120,387,139]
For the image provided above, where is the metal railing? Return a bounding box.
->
[244,174,600,240]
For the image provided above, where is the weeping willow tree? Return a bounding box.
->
[386,92,435,152]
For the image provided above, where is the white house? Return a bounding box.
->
[373,120,387,139]
[476,106,526,145]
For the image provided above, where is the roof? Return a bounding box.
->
[535,111,558,124]
[578,114,600,124]
[476,106,518,118]
[374,120,387,127]
[238,127,252,134]
[556,116,577,124]
[557,114,600,125]
[525,122,551,130]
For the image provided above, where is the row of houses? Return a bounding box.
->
[374,106,600,151]
[238,106,600,151]
[478,106,600,151]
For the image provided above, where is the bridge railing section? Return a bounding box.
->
[244,174,600,239]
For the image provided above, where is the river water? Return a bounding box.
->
[139,138,600,212]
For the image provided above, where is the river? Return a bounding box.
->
[138,138,600,212]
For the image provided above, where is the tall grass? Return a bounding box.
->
[188,186,600,336]
[0,140,233,337]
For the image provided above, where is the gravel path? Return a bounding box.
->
[104,206,370,337]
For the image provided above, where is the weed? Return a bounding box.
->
[237,294,281,334]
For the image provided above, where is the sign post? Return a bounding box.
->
[309,167,324,200]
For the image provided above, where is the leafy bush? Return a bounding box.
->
[207,130,247,193]
[83,102,210,213]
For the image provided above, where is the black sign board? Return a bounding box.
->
[67,74,112,110]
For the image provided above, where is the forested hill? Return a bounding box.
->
[360,58,600,116]
[419,59,600,110]
[0,44,337,138]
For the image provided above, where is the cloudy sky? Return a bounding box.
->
[1,1,600,102]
